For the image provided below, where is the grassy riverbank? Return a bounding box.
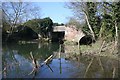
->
[64,40,119,60]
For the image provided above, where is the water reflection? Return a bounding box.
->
[2,42,119,78]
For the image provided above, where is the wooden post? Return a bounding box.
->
[58,44,62,74]
[78,41,81,55]
[59,58,62,74]
[59,44,61,59]
[78,41,79,51]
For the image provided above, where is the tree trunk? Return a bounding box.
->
[115,20,118,48]
[99,26,103,38]
[85,13,95,40]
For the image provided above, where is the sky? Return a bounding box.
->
[35,2,73,24]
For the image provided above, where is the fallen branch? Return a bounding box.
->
[28,52,40,75]
[41,55,53,66]
[44,55,53,63]
[40,55,54,72]
[99,41,105,55]
[102,41,114,51]
[0,67,7,74]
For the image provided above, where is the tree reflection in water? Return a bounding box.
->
[2,42,119,78]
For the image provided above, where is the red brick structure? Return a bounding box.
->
[53,25,85,43]
[65,25,85,42]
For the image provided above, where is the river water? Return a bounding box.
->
[2,42,119,78]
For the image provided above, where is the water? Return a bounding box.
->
[2,42,119,78]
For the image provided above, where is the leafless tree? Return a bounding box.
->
[66,2,95,40]
[2,2,41,33]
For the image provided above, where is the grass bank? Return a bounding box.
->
[64,40,119,61]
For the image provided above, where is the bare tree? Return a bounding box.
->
[66,2,95,40]
[2,2,41,33]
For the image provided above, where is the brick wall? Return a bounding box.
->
[65,25,85,42]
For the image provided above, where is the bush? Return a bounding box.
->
[17,25,38,40]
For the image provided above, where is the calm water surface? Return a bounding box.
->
[2,42,119,78]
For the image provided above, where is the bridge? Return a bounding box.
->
[51,26,65,42]
[52,25,87,44]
